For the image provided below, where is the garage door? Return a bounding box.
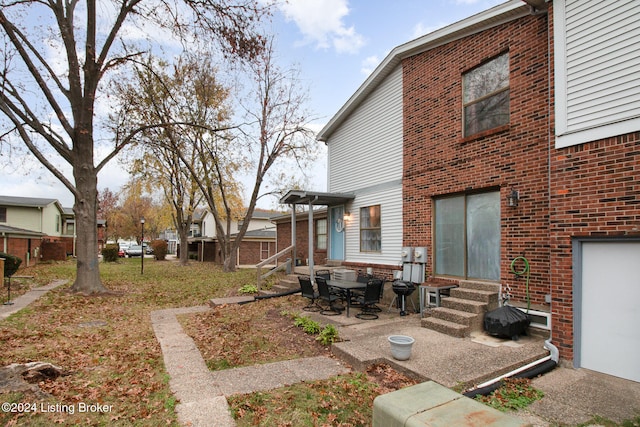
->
[579,241,640,382]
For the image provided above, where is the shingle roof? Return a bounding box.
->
[0,195,58,207]
[0,224,46,237]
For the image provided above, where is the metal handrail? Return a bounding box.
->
[256,245,294,290]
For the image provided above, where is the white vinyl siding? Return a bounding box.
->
[345,187,403,266]
[326,65,403,266]
[554,0,640,148]
[328,66,403,192]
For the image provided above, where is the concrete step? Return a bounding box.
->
[451,287,499,305]
[429,307,478,326]
[271,279,300,293]
[458,280,500,293]
[421,317,468,338]
[441,297,488,314]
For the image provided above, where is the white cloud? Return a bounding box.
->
[279,0,365,54]
[360,55,380,76]
[411,20,454,40]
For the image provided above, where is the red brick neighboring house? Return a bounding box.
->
[282,0,639,382]
[186,208,278,265]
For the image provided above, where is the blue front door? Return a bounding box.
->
[330,206,345,261]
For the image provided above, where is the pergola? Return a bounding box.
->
[279,190,355,280]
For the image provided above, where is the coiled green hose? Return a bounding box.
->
[510,256,531,312]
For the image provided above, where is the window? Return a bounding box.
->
[360,205,381,252]
[316,219,327,250]
[56,214,60,232]
[0,207,6,222]
[463,53,509,137]
[434,192,500,280]
[260,242,270,260]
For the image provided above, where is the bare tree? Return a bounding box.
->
[0,0,268,293]
[221,38,318,271]
[114,54,236,265]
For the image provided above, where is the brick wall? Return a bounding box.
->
[5,237,41,266]
[402,14,551,306]
[237,241,277,265]
[276,217,327,266]
[41,240,67,261]
[549,132,640,361]
[544,4,640,363]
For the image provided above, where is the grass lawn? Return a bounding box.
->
[0,258,417,426]
[0,259,257,426]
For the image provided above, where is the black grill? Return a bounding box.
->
[392,280,416,316]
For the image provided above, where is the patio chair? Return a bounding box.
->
[315,269,331,280]
[355,278,384,320]
[349,272,370,306]
[298,276,321,312]
[316,276,343,316]
[369,278,385,313]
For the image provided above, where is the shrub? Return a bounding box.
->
[238,284,258,294]
[101,244,119,262]
[0,252,22,277]
[293,315,321,335]
[151,239,168,260]
[317,324,340,346]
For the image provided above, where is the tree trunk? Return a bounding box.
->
[179,226,189,266]
[68,168,109,294]
[222,240,237,272]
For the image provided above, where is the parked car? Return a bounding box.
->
[142,243,154,255]
[118,248,125,257]
[126,245,143,257]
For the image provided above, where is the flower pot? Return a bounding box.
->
[388,335,415,361]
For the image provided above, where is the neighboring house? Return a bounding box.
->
[187,208,278,265]
[272,208,329,267]
[0,195,64,264]
[280,0,640,383]
[0,195,107,263]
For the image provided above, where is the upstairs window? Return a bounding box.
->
[360,205,381,252]
[0,207,6,222]
[463,53,510,137]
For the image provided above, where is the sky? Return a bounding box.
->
[0,0,505,209]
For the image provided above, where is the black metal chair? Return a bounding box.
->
[315,269,331,280]
[355,279,384,320]
[298,276,321,312]
[316,276,343,316]
[349,272,370,306]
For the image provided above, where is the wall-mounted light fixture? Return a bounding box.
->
[343,211,351,222]
[507,189,520,207]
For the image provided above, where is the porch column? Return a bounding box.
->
[308,199,315,280]
[290,203,296,267]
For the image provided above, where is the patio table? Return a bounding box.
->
[326,279,367,317]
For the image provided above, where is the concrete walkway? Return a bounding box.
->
[0,279,68,320]
[150,306,350,427]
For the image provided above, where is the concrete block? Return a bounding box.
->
[373,381,530,427]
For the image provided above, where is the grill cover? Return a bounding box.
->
[484,306,530,339]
